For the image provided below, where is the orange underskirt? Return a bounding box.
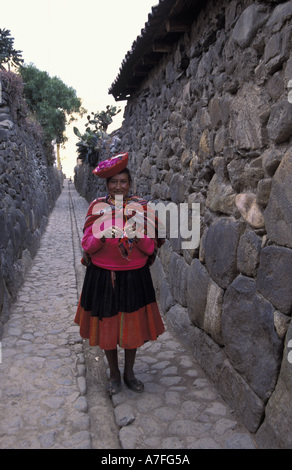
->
[74,297,165,350]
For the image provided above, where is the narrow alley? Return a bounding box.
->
[0,180,257,449]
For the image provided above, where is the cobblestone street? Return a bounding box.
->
[0,181,257,449]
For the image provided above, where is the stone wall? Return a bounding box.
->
[0,72,62,337]
[74,0,292,446]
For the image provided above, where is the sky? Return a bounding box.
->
[1,0,158,176]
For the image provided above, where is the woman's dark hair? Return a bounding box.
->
[106,167,132,185]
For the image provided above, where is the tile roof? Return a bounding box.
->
[109,0,203,101]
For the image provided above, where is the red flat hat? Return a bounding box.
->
[92,152,128,178]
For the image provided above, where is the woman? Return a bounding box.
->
[74,154,165,397]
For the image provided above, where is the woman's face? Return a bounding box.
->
[107,172,130,199]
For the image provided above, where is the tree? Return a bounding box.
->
[19,64,86,168]
[0,29,23,70]
[19,64,85,145]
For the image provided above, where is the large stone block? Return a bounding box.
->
[217,358,265,433]
[232,4,269,48]
[228,83,269,151]
[204,217,244,289]
[169,173,186,204]
[151,256,175,313]
[256,322,292,448]
[166,304,195,349]
[160,278,175,313]
[206,174,237,216]
[237,229,262,277]
[264,27,291,75]
[0,209,9,249]
[256,178,272,208]
[235,193,265,229]
[267,101,292,144]
[169,251,189,307]
[0,270,4,314]
[190,324,265,433]
[267,1,292,33]
[256,246,292,315]
[149,256,165,293]
[158,239,172,277]
[187,258,210,328]
[204,279,224,346]
[140,156,152,178]
[222,275,283,401]
[264,150,292,248]
[262,148,283,177]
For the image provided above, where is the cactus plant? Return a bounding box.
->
[74,105,121,167]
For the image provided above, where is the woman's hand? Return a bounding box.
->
[100,225,123,242]
[82,250,91,266]
[124,221,145,241]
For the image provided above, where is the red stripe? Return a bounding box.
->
[74,299,164,350]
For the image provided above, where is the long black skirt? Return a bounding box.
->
[75,262,165,349]
[80,263,157,319]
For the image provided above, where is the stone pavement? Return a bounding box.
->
[0,180,257,449]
